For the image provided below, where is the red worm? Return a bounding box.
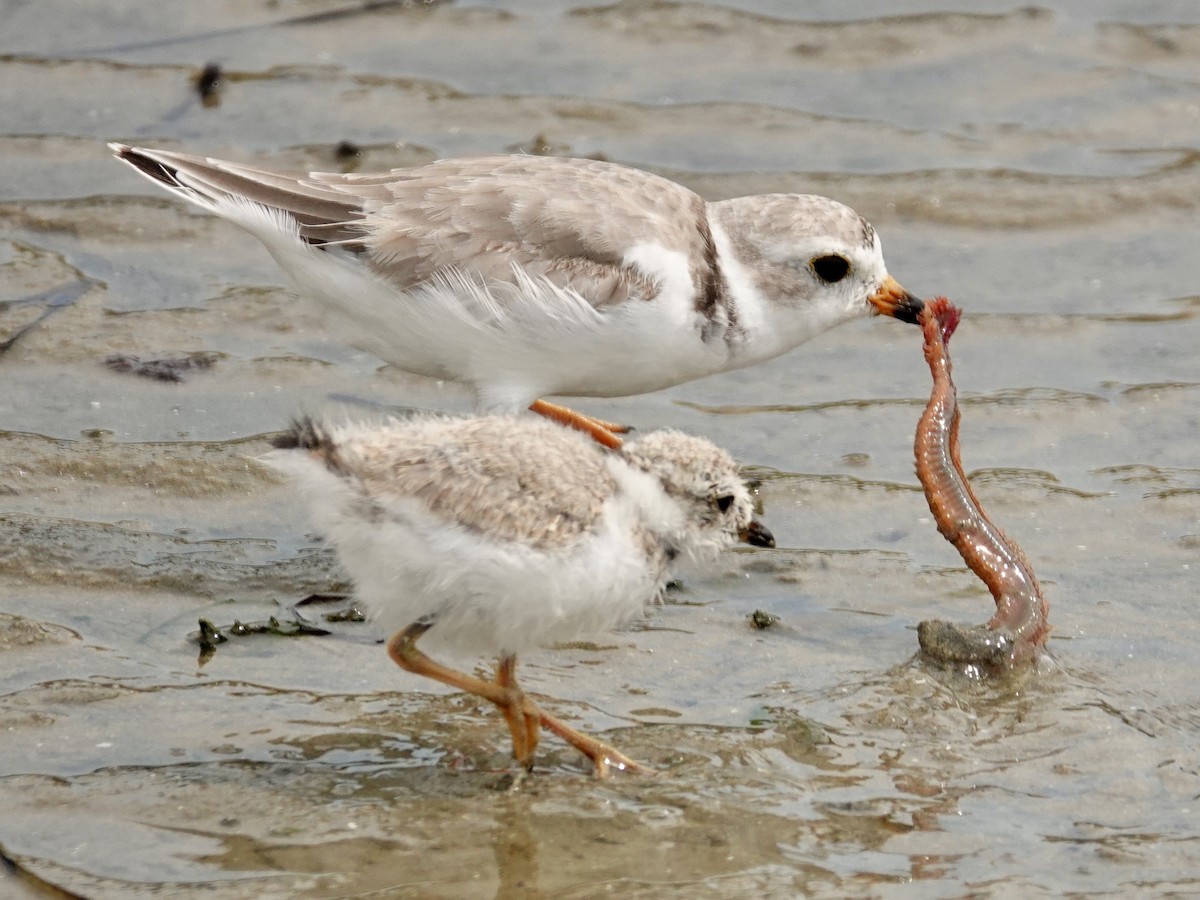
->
[914,297,1050,665]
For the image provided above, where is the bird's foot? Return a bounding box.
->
[535,706,654,779]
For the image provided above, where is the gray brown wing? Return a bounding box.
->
[112,145,713,310]
[350,417,618,551]
[316,155,710,307]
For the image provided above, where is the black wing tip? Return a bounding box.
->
[110,143,183,188]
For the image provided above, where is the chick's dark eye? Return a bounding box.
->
[811,254,850,284]
[715,495,735,513]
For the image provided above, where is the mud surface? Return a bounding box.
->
[3,1,1200,896]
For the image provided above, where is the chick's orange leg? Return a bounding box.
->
[387,624,537,768]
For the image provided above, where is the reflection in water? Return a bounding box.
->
[0,656,1194,896]
[493,795,544,900]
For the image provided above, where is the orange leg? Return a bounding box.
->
[387,624,538,769]
[495,656,540,764]
[387,623,651,778]
[530,399,630,435]
[529,399,628,450]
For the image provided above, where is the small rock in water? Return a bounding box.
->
[748,609,781,630]
[195,63,224,106]
[105,352,220,383]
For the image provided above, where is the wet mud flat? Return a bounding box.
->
[4,0,1200,896]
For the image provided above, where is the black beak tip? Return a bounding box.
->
[744,519,775,549]
[895,292,926,325]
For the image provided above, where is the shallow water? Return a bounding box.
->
[2,1,1199,896]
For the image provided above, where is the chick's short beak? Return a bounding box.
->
[868,276,924,324]
[740,519,775,549]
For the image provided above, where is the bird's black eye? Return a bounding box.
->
[715,495,735,513]
[811,254,850,284]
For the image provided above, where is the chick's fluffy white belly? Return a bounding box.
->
[282,464,667,656]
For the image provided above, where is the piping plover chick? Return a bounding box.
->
[265,414,774,776]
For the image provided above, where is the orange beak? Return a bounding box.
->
[867,276,924,324]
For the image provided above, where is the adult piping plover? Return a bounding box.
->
[111,145,922,446]
[265,414,774,776]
